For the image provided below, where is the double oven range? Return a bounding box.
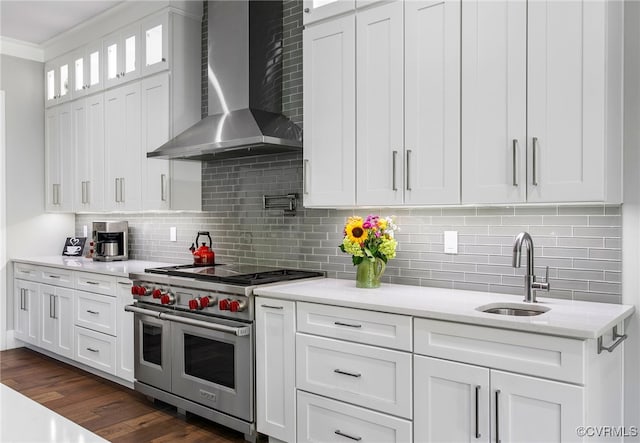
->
[125,264,323,441]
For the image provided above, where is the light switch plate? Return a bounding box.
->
[444,231,458,254]
[170,227,177,242]
[82,225,88,237]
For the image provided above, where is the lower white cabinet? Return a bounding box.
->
[256,297,296,443]
[75,290,117,336]
[74,325,116,375]
[14,279,39,345]
[116,278,134,382]
[39,284,74,359]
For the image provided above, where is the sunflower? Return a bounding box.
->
[345,217,368,244]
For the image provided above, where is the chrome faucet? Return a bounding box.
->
[512,232,550,303]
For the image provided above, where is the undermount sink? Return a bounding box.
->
[476,302,550,317]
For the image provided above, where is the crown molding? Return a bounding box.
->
[0,37,44,62]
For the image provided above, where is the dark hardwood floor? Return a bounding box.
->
[0,348,250,443]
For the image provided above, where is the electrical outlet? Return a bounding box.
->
[83,225,88,237]
[170,227,177,242]
[444,231,458,254]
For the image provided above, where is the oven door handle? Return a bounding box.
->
[161,313,251,337]
[124,304,162,318]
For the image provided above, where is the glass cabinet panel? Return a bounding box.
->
[47,70,55,100]
[74,58,84,92]
[89,51,100,86]
[59,64,69,98]
[145,25,163,66]
[125,35,136,73]
[107,44,118,79]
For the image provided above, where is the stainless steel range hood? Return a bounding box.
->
[147,0,302,161]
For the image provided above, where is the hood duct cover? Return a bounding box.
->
[148,0,302,161]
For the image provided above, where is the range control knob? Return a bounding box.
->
[189,296,214,310]
[219,299,230,311]
[160,293,175,305]
[130,285,139,295]
[152,289,163,299]
[200,296,212,308]
[188,299,199,310]
[229,300,247,312]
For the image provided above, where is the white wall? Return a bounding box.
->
[0,54,74,349]
[623,0,640,434]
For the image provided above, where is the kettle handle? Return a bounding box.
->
[195,231,213,247]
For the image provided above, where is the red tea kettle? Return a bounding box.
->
[189,231,215,265]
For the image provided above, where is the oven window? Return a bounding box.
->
[184,334,235,389]
[142,323,162,366]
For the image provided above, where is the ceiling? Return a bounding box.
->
[0,1,123,45]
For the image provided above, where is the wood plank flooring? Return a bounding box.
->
[0,348,250,443]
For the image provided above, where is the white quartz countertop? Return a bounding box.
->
[12,256,178,278]
[254,278,635,339]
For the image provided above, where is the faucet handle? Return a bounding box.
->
[533,266,550,292]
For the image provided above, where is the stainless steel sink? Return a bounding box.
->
[476,302,550,317]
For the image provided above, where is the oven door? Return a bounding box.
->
[168,313,254,422]
[130,307,172,392]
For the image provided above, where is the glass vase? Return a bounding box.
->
[355,258,386,288]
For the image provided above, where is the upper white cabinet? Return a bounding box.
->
[74,94,105,211]
[303,14,356,207]
[462,0,622,204]
[141,12,169,77]
[72,41,103,99]
[303,0,355,25]
[45,103,74,212]
[356,0,460,206]
[104,23,140,89]
[45,55,73,108]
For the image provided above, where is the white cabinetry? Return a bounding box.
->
[45,103,74,212]
[104,23,140,89]
[116,279,134,382]
[39,285,74,359]
[303,14,356,207]
[462,0,622,204]
[105,82,142,211]
[73,94,105,211]
[14,278,39,345]
[302,0,355,25]
[256,298,297,443]
[72,41,103,99]
[141,12,169,77]
[45,55,73,108]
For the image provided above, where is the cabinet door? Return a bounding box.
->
[39,285,57,352]
[256,298,296,443]
[57,57,72,104]
[85,94,105,211]
[414,356,490,443]
[492,370,584,443]
[86,41,103,93]
[104,24,140,89]
[45,104,73,212]
[461,1,526,204]
[14,280,39,345]
[303,15,356,207]
[527,1,606,202]
[116,279,134,382]
[356,1,403,206]
[72,49,87,99]
[141,12,169,76]
[404,0,460,205]
[73,99,88,209]
[141,73,170,210]
[56,287,74,359]
[45,108,60,210]
[45,61,58,108]
[105,82,142,211]
[302,0,355,25]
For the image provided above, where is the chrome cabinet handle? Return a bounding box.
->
[334,430,362,441]
[334,368,361,378]
[303,159,309,195]
[160,174,167,201]
[162,57,166,62]
[86,310,100,315]
[532,137,539,186]
[392,150,398,191]
[334,321,362,328]
[85,181,90,204]
[512,139,518,187]
[495,389,501,443]
[117,281,132,286]
[115,178,120,202]
[597,325,627,354]
[304,7,310,13]
[475,385,481,439]
[49,294,56,319]
[20,288,25,310]
[48,275,60,279]
[261,305,284,310]
[82,181,86,204]
[86,347,99,353]
[120,178,125,202]
[406,149,412,191]
[85,281,99,285]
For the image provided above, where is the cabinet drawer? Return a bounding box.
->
[297,302,412,351]
[40,266,74,288]
[14,263,39,281]
[74,326,116,375]
[296,333,412,418]
[75,272,116,296]
[75,291,117,336]
[414,318,585,384]
[296,391,412,443]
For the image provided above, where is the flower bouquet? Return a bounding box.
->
[339,215,399,288]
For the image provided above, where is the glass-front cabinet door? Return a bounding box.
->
[45,55,72,107]
[104,23,140,89]
[73,41,103,99]
[141,12,169,76]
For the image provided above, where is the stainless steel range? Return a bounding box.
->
[125,264,323,442]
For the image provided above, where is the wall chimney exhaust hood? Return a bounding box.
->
[147,0,302,161]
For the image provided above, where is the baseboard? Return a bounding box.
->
[2,330,19,350]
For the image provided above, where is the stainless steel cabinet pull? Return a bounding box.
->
[597,325,627,354]
[115,178,120,202]
[304,7,310,13]
[120,178,125,202]
[48,275,60,279]
[392,150,398,191]
[20,288,25,310]
[406,149,412,191]
[87,310,100,315]
[85,281,99,285]
[495,389,501,443]
[160,174,167,201]
[334,321,362,328]
[117,281,132,286]
[334,430,362,441]
[86,347,99,353]
[512,139,518,187]
[81,181,85,204]
[85,181,90,204]
[475,385,481,438]
[49,294,55,319]
[532,137,539,186]
[261,305,284,310]
[334,368,361,378]
[303,159,309,195]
